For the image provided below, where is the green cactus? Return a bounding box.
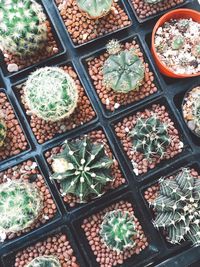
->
[0,0,48,58]
[151,168,200,245]
[0,180,43,235]
[103,45,145,93]
[76,0,113,19]
[100,210,137,253]
[130,116,171,161]
[50,136,114,203]
[172,36,185,50]
[145,0,164,3]
[24,67,78,122]
[106,40,121,55]
[0,117,6,148]
[26,256,61,267]
[192,45,200,58]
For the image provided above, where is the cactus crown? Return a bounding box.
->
[51,136,114,202]
[172,36,185,50]
[76,0,113,19]
[0,180,43,235]
[103,43,145,93]
[100,210,137,253]
[145,0,164,3]
[130,116,171,161]
[26,256,61,267]
[106,40,121,55]
[151,168,200,245]
[24,67,78,122]
[0,116,6,148]
[0,0,48,57]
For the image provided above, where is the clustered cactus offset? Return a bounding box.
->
[103,40,145,93]
[100,210,137,253]
[51,136,114,202]
[26,256,61,267]
[24,67,78,122]
[0,0,48,58]
[0,116,6,148]
[0,180,43,235]
[76,0,113,19]
[151,168,200,245]
[130,116,171,161]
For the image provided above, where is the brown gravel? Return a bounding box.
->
[55,0,131,45]
[82,200,148,267]
[131,0,184,20]
[45,129,126,207]
[14,233,79,267]
[0,160,57,241]
[0,92,28,161]
[3,21,59,72]
[16,66,96,144]
[88,40,158,112]
[115,104,183,176]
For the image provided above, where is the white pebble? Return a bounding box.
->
[7,63,19,72]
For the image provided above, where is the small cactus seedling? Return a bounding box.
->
[0,116,6,148]
[103,40,145,93]
[130,116,171,161]
[26,256,61,267]
[151,168,200,245]
[50,136,114,202]
[24,67,78,122]
[0,180,43,235]
[100,210,137,253]
[172,36,185,50]
[0,0,48,58]
[145,0,164,3]
[76,0,113,19]
[192,44,200,58]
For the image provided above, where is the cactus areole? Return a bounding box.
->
[0,116,6,148]
[26,255,61,267]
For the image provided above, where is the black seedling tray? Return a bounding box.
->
[0,0,200,266]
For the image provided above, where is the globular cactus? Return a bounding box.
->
[192,44,200,58]
[172,36,185,50]
[150,168,200,245]
[76,0,113,19]
[145,0,164,3]
[0,0,48,58]
[130,116,171,161]
[26,256,61,267]
[24,67,78,122]
[100,210,137,253]
[103,41,145,93]
[0,180,43,235]
[50,136,114,203]
[0,117,6,148]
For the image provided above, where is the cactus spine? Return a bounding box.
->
[0,0,48,58]
[0,116,6,148]
[24,67,78,122]
[51,136,114,202]
[26,256,61,267]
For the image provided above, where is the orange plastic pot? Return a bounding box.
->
[151,8,200,78]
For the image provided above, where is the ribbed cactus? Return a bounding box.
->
[0,0,48,58]
[76,0,113,19]
[103,43,145,93]
[50,136,114,202]
[100,210,137,253]
[130,116,171,161]
[172,36,185,50]
[0,180,43,235]
[0,117,6,148]
[145,0,164,3]
[24,67,78,122]
[151,168,200,245]
[26,256,61,267]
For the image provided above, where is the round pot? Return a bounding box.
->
[151,8,200,78]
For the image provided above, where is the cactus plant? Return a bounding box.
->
[100,210,137,253]
[50,136,114,202]
[192,44,200,57]
[130,116,171,161]
[150,168,200,245]
[76,0,113,19]
[26,256,61,267]
[172,36,185,50]
[103,42,145,93]
[24,67,78,122]
[0,180,43,235]
[145,0,164,3]
[0,0,48,58]
[0,117,6,148]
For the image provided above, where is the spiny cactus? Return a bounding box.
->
[24,67,78,122]
[50,136,113,202]
[26,256,61,267]
[0,0,48,58]
[172,36,185,50]
[103,43,145,93]
[150,168,200,245]
[0,180,43,235]
[145,0,164,3]
[100,210,137,253]
[130,116,171,161]
[106,40,121,55]
[0,117,6,148]
[76,0,113,19]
